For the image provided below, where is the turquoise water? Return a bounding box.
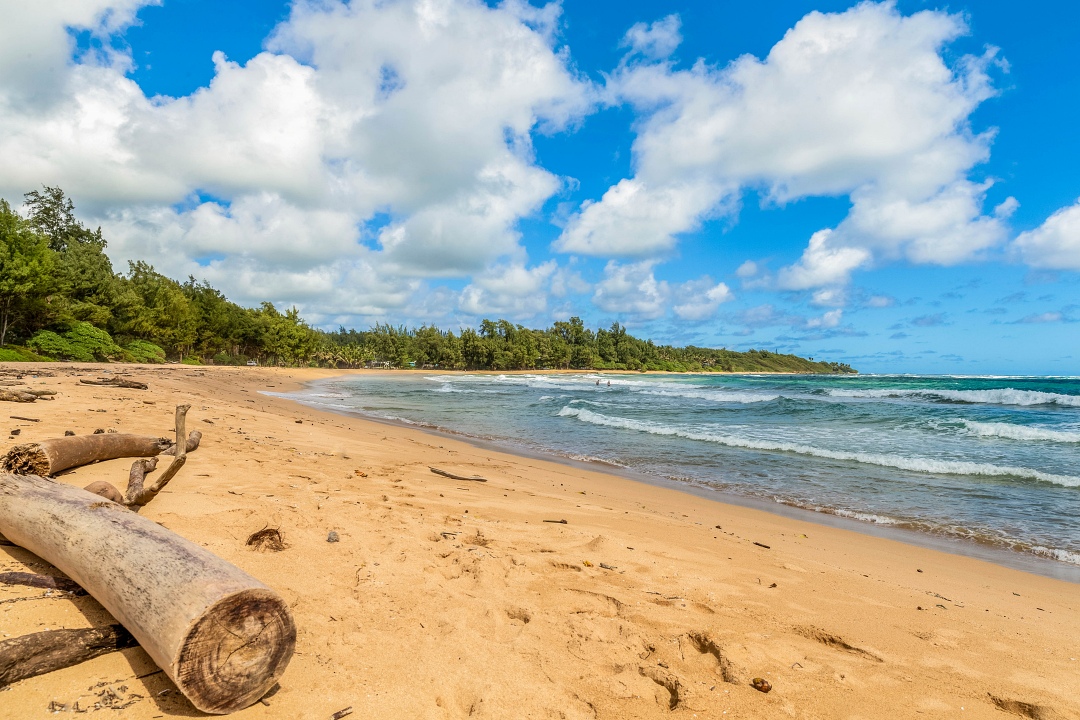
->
[280,373,1080,571]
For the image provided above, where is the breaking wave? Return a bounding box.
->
[557,406,1080,488]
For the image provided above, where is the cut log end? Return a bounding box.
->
[175,589,296,714]
[1,444,50,476]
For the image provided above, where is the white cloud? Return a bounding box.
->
[807,309,843,329]
[0,0,592,319]
[458,261,557,317]
[559,1,1007,285]
[554,177,728,256]
[621,15,682,60]
[735,260,759,278]
[810,287,846,307]
[1012,199,1080,270]
[776,230,871,290]
[592,261,669,319]
[672,277,733,320]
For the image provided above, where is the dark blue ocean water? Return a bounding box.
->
[279,372,1080,569]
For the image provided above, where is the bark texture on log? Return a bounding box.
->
[2,434,170,476]
[0,474,295,713]
[0,625,137,686]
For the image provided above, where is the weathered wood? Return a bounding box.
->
[130,405,190,506]
[0,625,137,686]
[0,474,295,713]
[84,480,124,504]
[123,457,160,506]
[78,377,148,390]
[0,390,35,403]
[162,430,202,456]
[2,434,171,476]
[429,466,488,482]
[0,571,86,595]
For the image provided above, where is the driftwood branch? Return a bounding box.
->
[123,457,160,507]
[429,467,489,482]
[161,430,202,456]
[2,434,171,476]
[0,625,138,687]
[78,377,148,390]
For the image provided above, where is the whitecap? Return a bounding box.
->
[960,420,1080,443]
[557,406,1080,487]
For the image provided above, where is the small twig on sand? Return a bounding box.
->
[429,467,488,482]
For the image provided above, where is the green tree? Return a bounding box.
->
[0,200,54,345]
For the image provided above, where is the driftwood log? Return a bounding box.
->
[0,571,86,595]
[0,390,36,403]
[0,625,138,686]
[0,474,296,713]
[78,377,148,390]
[2,434,171,476]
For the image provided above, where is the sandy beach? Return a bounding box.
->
[1,364,1078,719]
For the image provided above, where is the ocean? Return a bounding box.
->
[277,372,1080,577]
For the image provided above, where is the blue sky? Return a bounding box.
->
[1,1,1078,373]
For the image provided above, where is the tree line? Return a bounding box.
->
[0,187,855,374]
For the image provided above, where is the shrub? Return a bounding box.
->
[124,340,166,364]
[28,322,121,362]
[0,346,51,362]
[65,322,122,361]
[28,331,80,360]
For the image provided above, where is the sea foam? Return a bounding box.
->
[557,406,1080,487]
[826,387,1080,407]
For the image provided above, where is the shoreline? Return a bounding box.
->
[282,371,1080,584]
[2,364,1078,718]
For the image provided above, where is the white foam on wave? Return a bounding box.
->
[1031,546,1080,566]
[638,388,779,404]
[829,508,903,525]
[557,406,1080,487]
[827,387,1080,407]
[960,420,1080,443]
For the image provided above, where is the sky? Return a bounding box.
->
[0,1,1078,374]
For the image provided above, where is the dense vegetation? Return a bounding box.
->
[0,187,855,374]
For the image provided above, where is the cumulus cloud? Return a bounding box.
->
[1012,199,1080,270]
[559,1,1008,286]
[592,261,670,319]
[0,0,592,322]
[458,261,558,318]
[672,277,733,320]
[621,15,682,60]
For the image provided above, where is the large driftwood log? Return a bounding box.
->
[0,625,137,686]
[2,434,171,476]
[0,474,295,713]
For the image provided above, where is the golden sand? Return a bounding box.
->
[1,364,1078,719]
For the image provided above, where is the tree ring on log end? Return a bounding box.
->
[174,588,296,714]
